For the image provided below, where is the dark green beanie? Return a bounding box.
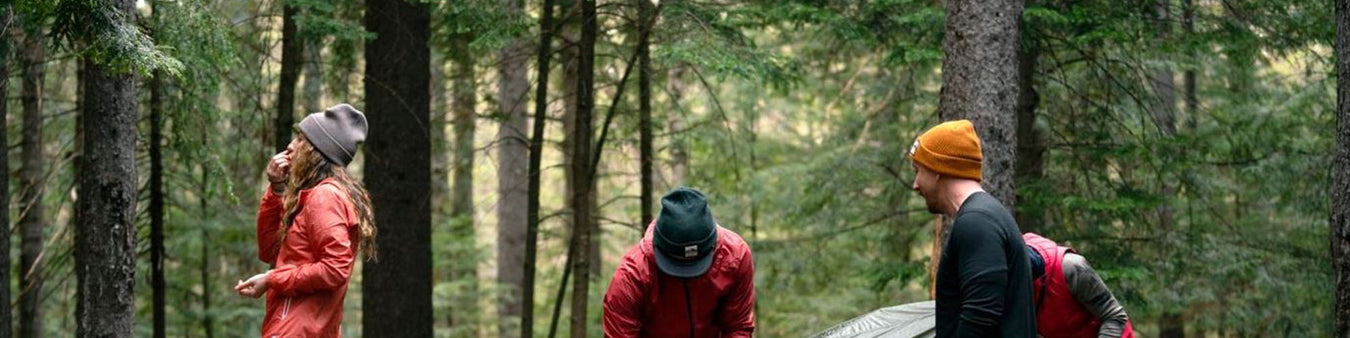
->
[652,187,719,278]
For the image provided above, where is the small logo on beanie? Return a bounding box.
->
[909,139,920,157]
[684,245,698,258]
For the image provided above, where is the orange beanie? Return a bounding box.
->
[909,120,983,182]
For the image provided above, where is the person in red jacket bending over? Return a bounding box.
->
[603,187,756,338]
[234,104,377,337]
[1022,233,1135,338]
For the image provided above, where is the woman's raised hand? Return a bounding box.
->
[266,151,290,186]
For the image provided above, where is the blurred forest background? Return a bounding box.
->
[0,0,1341,336]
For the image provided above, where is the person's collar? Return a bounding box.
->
[297,177,338,198]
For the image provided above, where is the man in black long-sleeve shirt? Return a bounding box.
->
[908,120,1035,338]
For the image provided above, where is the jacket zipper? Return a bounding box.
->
[281,297,292,320]
[684,280,694,338]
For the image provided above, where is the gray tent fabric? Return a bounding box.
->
[811,301,937,338]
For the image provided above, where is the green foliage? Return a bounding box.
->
[291,0,370,43]
[152,0,238,173]
[51,0,183,76]
[655,1,801,88]
[431,0,525,53]
[753,0,945,67]
[14,0,58,31]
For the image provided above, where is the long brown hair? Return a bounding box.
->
[280,135,378,261]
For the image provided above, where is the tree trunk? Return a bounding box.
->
[75,1,140,335]
[931,0,1022,279]
[637,0,654,227]
[1333,0,1350,335]
[448,32,480,333]
[1151,0,1177,136]
[303,34,323,114]
[1183,68,1197,129]
[553,0,603,282]
[1221,4,1254,96]
[666,65,689,188]
[1160,313,1186,338]
[431,45,448,236]
[554,3,581,334]
[328,0,362,104]
[497,0,531,335]
[938,0,1023,209]
[199,168,214,338]
[149,69,166,338]
[560,0,579,227]
[570,0,598,336]
[1013,23,1042,234]
[1151,2,1185,337]
[277,3,301,152]
[147,6,172,338]
[1182,0,1197,132]
[431,49,451,329]
[524,0,557,335]
[929,217,943,299]
[18,20,45,338]
[586,0,610,279]
[587,102,601,277]
[362,0,433,336]
[0,5,12,336]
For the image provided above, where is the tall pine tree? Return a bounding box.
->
[362,0,433,336]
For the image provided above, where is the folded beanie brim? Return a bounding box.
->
[912,144,982,182]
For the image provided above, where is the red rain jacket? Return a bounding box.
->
[603,224,756,338]
[256,178,359,337]
[1023,233,1134,338]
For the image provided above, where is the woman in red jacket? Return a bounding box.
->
[234,104,376,337]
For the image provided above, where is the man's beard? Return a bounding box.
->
[924,195,942,215]
[917,185,942,215]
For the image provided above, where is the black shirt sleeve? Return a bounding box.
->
[948,211,1010,338]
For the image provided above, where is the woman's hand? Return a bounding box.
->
[234,271,271,298]
[267,138,299,193]
[266,151,290,186]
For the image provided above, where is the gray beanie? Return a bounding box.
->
[299,104,368,166]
